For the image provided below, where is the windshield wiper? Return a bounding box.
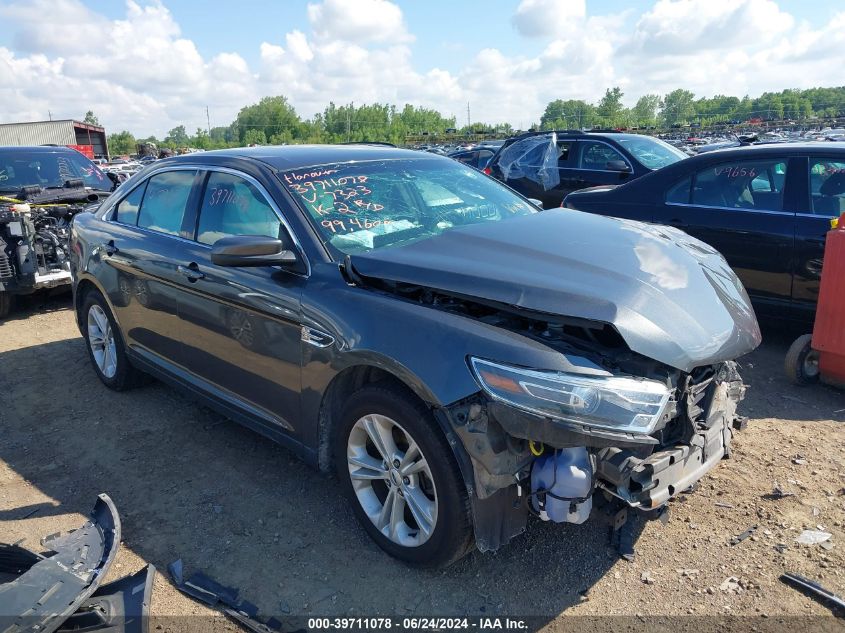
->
[17,183,95,205]
[0,185,43,200]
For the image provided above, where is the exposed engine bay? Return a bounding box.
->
[359,276,749,552]
[0,177,111,315]
[0,146,119,315]
[0,201,87,295]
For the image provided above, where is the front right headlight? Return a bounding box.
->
[470,357,672,435]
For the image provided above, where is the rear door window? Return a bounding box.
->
[577,141,627,170]
[454,151,478,167]
[196,172,282,245]
[691,160,787,211]
[665,177,692,204]
[477,149,495,168]
[136,170,197,236]
[809,158,845,215]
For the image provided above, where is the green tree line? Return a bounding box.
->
[102,85,845,155]
[540,86,845,130]
[105,97,460,155]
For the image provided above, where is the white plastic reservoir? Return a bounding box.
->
[530,447,593,524]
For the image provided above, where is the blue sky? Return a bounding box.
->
[79,0,845,77]
[0,0,843,136]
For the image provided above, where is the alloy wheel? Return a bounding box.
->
[346,414,438,547]
[87,304,117,379]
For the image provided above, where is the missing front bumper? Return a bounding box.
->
[596,418,732,508]
[595,375,743,509]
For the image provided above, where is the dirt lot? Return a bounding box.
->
[1,294,844,630]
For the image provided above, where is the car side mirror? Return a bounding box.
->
[606,160,631,173]
[527,198,544,209]
[211,235,297,267]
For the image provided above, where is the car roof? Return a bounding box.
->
[0,145,83,154]
[706,141,845,156]
[509,130,647,140]
[165,144,428,170]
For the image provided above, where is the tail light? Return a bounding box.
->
[482,166,492,176]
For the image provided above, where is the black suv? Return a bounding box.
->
[487,131,688,208]
[71,145,759,566]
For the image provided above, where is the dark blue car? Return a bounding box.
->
[564,143,841,324]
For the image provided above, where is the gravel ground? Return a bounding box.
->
[1,294,844,630]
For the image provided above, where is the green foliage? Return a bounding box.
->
[112,84,845,157]
[243,129,267,145]
[632,94,662,127]
[83,110,100,126]
[539,85,845,132]
[540,99,596,129]
[234,96,300,145]
[596,87,625,125]
[107,130,135,155]
[164,125,189,147]
[660,89,697,126]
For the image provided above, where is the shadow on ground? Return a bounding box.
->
[1,314,840,625]
[0,332,642,625]
[1,290,73,324]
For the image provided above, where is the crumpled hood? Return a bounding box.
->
[351,209,761,372]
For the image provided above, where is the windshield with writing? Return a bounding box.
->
[279,157,537,255]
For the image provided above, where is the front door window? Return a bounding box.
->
[196,172,283,245]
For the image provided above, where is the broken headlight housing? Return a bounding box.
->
[470,358,671,434]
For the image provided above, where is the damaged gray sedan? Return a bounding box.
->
[70,146,760,567]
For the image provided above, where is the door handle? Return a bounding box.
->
[103,240,118,256]
[177,263,205,282]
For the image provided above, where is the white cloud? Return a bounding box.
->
[511,0,587,37]
[286,30,314,62]
[626,0,794,55]
[0,0,107,54]
[0,0,258,136]
[307,0,413,44]
[0,0,842,139]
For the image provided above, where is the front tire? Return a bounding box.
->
[334,385,474,567]
[81,289,145,390]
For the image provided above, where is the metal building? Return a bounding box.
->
[0,120,108,158]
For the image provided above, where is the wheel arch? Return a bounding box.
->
[74,274,122,334]
[315,362,477,498]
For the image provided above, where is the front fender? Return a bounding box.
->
[301,279,582,412]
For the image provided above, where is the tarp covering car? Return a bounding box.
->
[494,132,561,191]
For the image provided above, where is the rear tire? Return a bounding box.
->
[81,289,146,391]
[334,385,474,567]
[785,334,820,385]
